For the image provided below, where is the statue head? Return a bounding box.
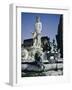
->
[36,16,40,22]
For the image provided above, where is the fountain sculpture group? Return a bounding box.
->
[21,16,60,63]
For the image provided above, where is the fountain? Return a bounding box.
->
[21,16,63,77]
[21,16,60,62]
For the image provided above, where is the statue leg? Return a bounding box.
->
[33,39,36,46]
[37,34,41,47]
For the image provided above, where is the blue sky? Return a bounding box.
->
[21,12,61,43]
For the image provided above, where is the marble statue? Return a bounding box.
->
[32,16,42,48]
